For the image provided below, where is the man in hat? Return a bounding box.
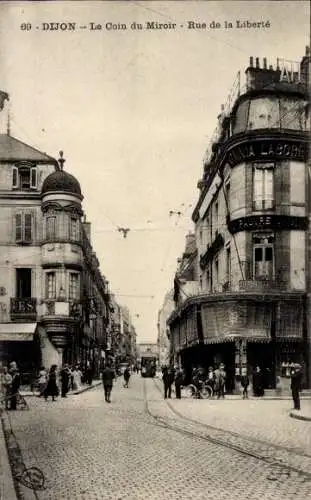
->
[290,363,303,410]
[9,362,21,410]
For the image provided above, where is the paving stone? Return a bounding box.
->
[4,375,311,500]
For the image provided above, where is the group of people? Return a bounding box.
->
[162,364,227,400]
[161,362,304,408]
[37,362,94,401]
[0,361,21,410]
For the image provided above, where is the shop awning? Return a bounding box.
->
[0,323,37,341]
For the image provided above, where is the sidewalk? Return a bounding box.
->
[0,412,17,500]
[290,407,311,421]
[20,379,102,397]
[0,380,102,500]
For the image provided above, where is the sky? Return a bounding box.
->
[0,1,309,342]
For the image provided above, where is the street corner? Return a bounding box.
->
[289,409,311,422]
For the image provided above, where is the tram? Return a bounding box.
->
[140,356,156,378]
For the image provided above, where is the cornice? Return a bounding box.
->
[192,129,309,222]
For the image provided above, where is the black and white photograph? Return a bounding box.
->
[0,1,310,499]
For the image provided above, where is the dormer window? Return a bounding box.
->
[12,164,37,190]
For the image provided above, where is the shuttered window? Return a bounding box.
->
[15,214,23,241]
[15,213,33,243]
[46,217,56,240]
[12,167,18,188]
[30,167,37,188]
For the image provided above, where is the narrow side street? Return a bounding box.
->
[2,375,311,500]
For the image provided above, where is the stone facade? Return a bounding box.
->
[168,47,310,392]
[0,128,112,379]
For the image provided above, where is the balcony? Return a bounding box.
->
[10,297,37,320]
[239,279,288,293]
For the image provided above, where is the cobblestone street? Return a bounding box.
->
[2,374,311,500]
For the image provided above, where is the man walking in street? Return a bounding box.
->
[60,364,70,398]
[174,367,184,399]
[9,362,21,410]
[123,366,131,388]
[290,363,303,410]
[102,361,115,403]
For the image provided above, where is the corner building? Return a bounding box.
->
[0,121,111,378]
[168,48,310,392]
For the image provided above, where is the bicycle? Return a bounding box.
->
[181,382,214,399]
[1,392,29,411]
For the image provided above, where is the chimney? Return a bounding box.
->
[269,65,273,70]
[255,57,260,68]
[263,58,267,69]
[249,56,254,67]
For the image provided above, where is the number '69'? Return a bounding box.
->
[20,23,32,31]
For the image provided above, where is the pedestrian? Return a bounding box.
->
[102,361,115,403]
[9,362,21,410]
[240,371,249,399]
[290,363,303,410]
[252,366,264,397]
[86,362,93,385]
[207,366,215,395]
[72,365,82,391]
[174,367,184,399]
[1,366,12,410]
[123,366,131,388]
[38,366,48,397]
[162,366,170,399]
[215,363,226,399]
[60,364,70,398]
[44,365,59,401]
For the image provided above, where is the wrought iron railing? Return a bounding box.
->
[10,297,37,318]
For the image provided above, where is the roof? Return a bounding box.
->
[42,169,82,196]
[0,134,57,163]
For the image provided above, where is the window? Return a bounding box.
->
[46,217,56,240]
[16,268,32,298]
[215,202,219,234]
[226,245,231,282]
[225,181,231,212]
[12,165,37,190]
[214,256,219,285]
[46,272,56,299]
[253,236,274,279]
[15,213,33,243]
[69,273,79,300]
[70,218,78,240]
[253,163,274,211]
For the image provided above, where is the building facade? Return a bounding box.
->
[157,290,174,367]
[0,117,111,378]
[109,297,137,367]
[168,48,310,392]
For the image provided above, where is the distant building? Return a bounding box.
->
[157,290,174,367]
[137,343,158,362]
[168,48,310,392]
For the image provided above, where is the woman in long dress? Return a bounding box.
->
[44,365,59,401]
[72,366,82,391]
[38,366,48,397]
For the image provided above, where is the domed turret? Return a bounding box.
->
[41,151,82,197]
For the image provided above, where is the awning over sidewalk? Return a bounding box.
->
[0,323,37,341]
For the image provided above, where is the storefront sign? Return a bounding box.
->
[227,139,307,167]
[228,214,308,234]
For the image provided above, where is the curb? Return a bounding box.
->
[0,412,18,500]
[20,380,102,398]
[289,410,311,422]
[72,380,102,395]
